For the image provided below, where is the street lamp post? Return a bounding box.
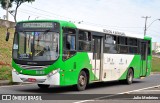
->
[143,18,160,36]
[28,16,30,20]
[35,17,39,20]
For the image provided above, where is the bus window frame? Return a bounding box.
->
[62,27,77,61]
[104,34,118,54]
[78,29,92,52]
[103,34,141,55]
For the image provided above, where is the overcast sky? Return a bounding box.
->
[0,0,160,42]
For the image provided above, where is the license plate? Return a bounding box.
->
[27,78,37,82]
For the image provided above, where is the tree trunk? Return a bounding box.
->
[14,5,18,23]
[14,1,22,23]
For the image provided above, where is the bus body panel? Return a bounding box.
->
[12,70,60,85]
[102,54,134,81]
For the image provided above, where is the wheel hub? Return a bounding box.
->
[79,75,85,86]
[128,73,132,82]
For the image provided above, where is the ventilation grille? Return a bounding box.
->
[17,64,48,70]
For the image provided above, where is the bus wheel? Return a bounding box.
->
[126,69,133,85]
[77,71,87,91]
[37,84,50,89]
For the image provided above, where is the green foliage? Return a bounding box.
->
[0,0,34,9]
[152,57,160,72]
[0,26,14,80]
[13,0,35,7]
[152,50,155,53]
[0,66,12,80]
[0,0,35,22]
[0,0,14,9]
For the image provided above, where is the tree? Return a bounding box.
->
[0,0,35,22]
[0,0,13,9]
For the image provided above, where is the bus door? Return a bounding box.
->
[140,41,148,76]
[92,36,103,81]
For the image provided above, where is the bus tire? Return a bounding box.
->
[37,84,50,89]
[125,68,133,85]
[76,70,87,91]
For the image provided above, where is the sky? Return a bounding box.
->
[0,0,160,42]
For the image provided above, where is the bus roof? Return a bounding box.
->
[17,20,151,39]
[17,20,76,28]
[74,23,146,39]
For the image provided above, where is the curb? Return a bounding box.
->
[0,80,10,86]
[152,55,160,58]
[0,80,21,86]
[151,72,160,74]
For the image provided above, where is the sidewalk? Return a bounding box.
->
[0,80,21,86]
[0,80,10,86]
[151,72,160,74]
[153,55,160,58]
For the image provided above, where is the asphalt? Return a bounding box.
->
[0,72,159,86]
[0,74,160,103]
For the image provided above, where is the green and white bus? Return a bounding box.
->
[11,20,152,91]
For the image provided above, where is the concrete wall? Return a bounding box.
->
[0,19,15,28]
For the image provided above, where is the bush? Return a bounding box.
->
[0,66,12,80]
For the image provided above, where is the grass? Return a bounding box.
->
[152,56,160,72]
[0,66,12,81]
[0,26,14,80]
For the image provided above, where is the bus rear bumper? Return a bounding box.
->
[12,70,60,85]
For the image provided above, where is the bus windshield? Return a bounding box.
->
[13,31,59,61]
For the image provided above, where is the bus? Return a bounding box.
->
[10,20,152,91]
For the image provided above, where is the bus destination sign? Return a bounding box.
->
[103,29,125,36]
[22,23,54,28]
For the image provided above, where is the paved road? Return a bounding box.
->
[0,74,160,103]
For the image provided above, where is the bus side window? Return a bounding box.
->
[78,30,92,51]
[117,36,128,54]
[63,28,76,60]
[128,38,138,54]
[65,35,76,50]
[104,35,117,53]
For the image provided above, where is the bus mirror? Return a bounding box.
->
[6,32,10,41]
